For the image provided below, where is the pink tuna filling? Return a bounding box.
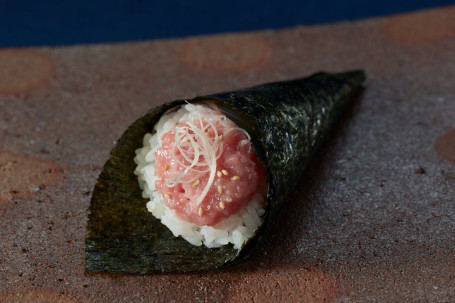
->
[154,113,262,226]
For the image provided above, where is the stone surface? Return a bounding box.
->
[0,49,55,94]
[177,33,273,72]
[0,289,79,303]
[0,152,61,203]
[435,128,455,165]
[1,5,454,302]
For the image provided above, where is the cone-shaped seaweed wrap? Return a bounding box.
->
[85,70,366,273]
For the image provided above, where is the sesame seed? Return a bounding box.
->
[217,171,222,178]
[232,176,240,181]
[219,201,225,209]
[218,134,224,142]
[226,197,232,202]
[164,164,170,171]
[165,193,172,199]
[198,207,204,216]
[218,185,223,194]
[222,169,229,176]
[192,178,200,187]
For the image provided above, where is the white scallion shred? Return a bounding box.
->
[163,104,236,206]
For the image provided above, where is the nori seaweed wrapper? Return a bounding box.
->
[85,70,366,273]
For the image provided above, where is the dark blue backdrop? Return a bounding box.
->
[1,0,454,47]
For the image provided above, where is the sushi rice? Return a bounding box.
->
[134,104,265,250]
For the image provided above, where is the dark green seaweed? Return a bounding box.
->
[85,70,366,273]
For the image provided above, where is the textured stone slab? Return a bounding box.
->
[1,6,454,302]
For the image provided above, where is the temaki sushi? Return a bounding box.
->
[85,70,366,274]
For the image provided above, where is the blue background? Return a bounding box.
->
[1,0,454,47]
